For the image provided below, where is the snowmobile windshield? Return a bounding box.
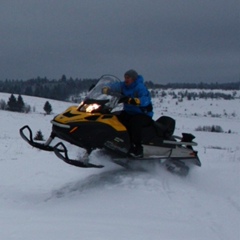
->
[77,75,122,113]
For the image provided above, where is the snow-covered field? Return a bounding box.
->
[0,91,240,240]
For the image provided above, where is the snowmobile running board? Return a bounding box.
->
[19,125,55,152]
[53,142,104,168]
[163,138,197,146]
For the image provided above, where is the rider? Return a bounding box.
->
[102,69,153,158]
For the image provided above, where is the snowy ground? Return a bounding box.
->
[0,92,240,240]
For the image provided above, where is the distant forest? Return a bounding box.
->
[0,75,97,101]
[148,81,240,91]
[0,75,239,101]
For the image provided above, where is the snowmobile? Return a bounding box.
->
[19,75,201,176]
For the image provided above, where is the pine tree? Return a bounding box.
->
[17,95,25,112]
[43,101,52,114]
[34,130,44,141]
[7,94,18,111]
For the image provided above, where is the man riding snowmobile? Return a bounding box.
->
[102,69,153,158]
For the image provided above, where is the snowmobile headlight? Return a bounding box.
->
[77,102,101,112]
[86,103,101,113]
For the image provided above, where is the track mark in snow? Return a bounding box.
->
[228,197,240,213]
[209,222,229,240]
[46,168,176,200]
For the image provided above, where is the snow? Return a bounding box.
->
[0,91,240,240]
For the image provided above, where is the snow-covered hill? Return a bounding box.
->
[0,92,239,240]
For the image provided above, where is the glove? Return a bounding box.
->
[102,87,110,94]
[118,97,140,105]
[128,98,141,105]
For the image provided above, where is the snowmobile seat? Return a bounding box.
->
[154,116,175,138]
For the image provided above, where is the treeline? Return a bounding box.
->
[170,90,236,100]
[151,89,236,100]
[0,75,239,102]
[0,94,26,112]
[0,75,98,101]
[145,81,240,90]
[0,93,53,114]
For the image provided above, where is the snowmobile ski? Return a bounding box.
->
[53,142,104,168]
[19,125,55,151]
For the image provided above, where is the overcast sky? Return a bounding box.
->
[0,0,239,83]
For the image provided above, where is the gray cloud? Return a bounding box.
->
[0,0,239,83]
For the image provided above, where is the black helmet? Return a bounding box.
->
[124,69,138,80]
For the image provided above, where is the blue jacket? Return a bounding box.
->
[111,75,153,117]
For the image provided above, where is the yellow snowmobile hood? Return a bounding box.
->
[52,106,126,132]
